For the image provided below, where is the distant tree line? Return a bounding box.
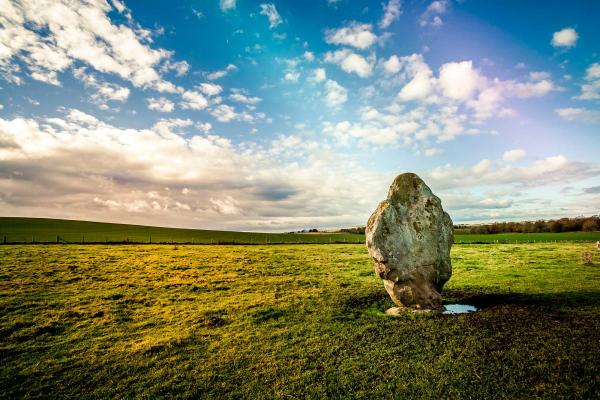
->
[338,216,600,235]
[456,216,600,234]
[339,227,366,235]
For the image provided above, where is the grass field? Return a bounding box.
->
[2,217,600,244]
[1,243,599,398]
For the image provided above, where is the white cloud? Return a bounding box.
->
[322,105,431,146]
[585,63,600,80]
[73,67,130,109]
[323,116,418,146]
[161,60,190,77]
[192,8,204,19]
[325,22,378,49]
[508,79,555,98]
[284,71,300,82]
[220,0,236,12]
[210,196,241,215]
[427,154,598,191]
[310,68,327,83]
[555,107,600,123]
[229,89,261,104]
[324,79,348,109]
[30,70,60,86]
[503,149,526,162]
[198,83,223,97]
[211,104,237,123]
[551,27,578,48]
[147,97,174,113]
[259,4,283,29]
[180,90,208,110]
[303,51,315,62]
[472,159,491,174]
[419,0,448,27]
[324,49,373,78]
[432,59,554,120]
[396,54,435,101]
[438,61,482,101]
[575,63,600,100]
[210,104,266,123]
[379,0,402,29]
[424,148,442,157]
[381,55,402,75]
[206,64,238,80]
[110,0,127,14]
[196,122,212,133]
[529,71,551,81]
[0,0,176,91]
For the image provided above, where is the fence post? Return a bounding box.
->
[56,235,59,244]
[3,235,6,244]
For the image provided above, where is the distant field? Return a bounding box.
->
[454,231,600,243]
[0,217,363,244]
[1,217,599,244]
[1,243,598,398]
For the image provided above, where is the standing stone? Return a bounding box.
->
[366,173,453,311]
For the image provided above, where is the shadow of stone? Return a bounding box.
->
[332,290,393,320]
[444,289,600,310]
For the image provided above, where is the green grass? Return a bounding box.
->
[1,243,599,398]
[454,231,600,243]
[2,217,599,244]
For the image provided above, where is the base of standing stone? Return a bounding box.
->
[385,306,438,315]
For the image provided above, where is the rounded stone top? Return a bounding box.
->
[386,173,435,208]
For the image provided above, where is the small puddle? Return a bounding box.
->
[443,304,478,315]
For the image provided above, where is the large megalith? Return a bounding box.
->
[366,173,453,311]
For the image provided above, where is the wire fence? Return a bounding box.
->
[1,234,598,245]
[0,233,367,245]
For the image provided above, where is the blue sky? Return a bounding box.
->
[0,0,598,231]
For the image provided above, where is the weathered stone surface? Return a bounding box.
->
[366,173,453,311]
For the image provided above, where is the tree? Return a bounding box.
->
[582,219,599,232]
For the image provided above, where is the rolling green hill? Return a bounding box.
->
[0,217,363,244]
[1,217,599,244]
